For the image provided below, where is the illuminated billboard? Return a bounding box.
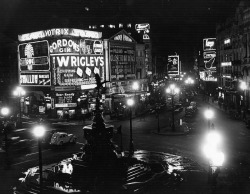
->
[203,38,216,51]
[168,55,179,75]
[20,72,51,86]
[18,40,50,71]
[18,28,102,42]
[51,38,105,86]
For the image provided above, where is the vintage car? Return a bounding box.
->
[50,132,77,146]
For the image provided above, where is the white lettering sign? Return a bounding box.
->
[18,28,102,42]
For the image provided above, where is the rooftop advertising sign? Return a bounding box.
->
[203,38,216,51]
[168,55,179,75]
[18,28,102,42]
[18,40,50,71]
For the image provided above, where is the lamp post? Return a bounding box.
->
[166,84,180,131]
[204,108,214,130]
[1,107,10,169]
[185,77,194,85]
[13,86,25,128]
[132,82,139,114]
[202,130,225,189]
[33,125,46,192]
[127,98,134,156]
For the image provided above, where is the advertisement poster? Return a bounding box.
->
[168,55,179,75]
[110,45,135,80]
[203,38,216,51]
[50,38,105,86]
[18,40,50,71]
[20,72,51,86]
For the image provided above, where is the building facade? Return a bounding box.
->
[216,1,250,112]
[17,28,150,118]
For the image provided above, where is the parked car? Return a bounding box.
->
[42,129,57,144]
[50,132,77,146]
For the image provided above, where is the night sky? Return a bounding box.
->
[0,0,243,66]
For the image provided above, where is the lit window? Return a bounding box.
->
[127,23,131,28]
[100,25,104,28]
[119,23,123,28]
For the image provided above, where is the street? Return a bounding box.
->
[1,94,250,193]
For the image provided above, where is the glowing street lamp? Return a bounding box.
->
[185,77,194,85]
[127,98,134,156]
[204,108,214,130]
[202,130,225,188]
[1,107,10,169]
[33,125,46,192]
[166,84,180,131]
[13,86,26,128]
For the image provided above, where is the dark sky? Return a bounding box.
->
[0,0,243,65]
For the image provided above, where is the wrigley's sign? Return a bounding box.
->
[18,28,102,42]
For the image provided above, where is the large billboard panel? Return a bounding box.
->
[110,45,136,80]
[168,55,179,75]
[20,72,51,86]
[203,38,216,51]
[18,40,50,71]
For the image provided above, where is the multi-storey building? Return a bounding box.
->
[16,28,150,119]
[216,0,250,112]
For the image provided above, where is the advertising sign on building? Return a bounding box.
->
[50,37,105,86]
[110,46,136,80]
[203,38,216,51]
[20,72,51,86]
[18,40,50,71]
[18,28,102,42]
[168,55,179,75]
[203,38,216,70]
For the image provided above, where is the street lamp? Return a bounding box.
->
[127,98,134,156]
[204,108,214,130]
[185,77,194,85]
[202,130,225,188]
[13,86,25,128]
[33,125,46,192]
[1,107,10,169]
[166,84,180,131]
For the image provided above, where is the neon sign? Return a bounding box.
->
[168,55,179,75]
[20,72,51,86]
[203,38,216,51]
[18,40,49,71]
[18,28,102,42]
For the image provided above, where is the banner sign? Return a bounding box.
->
[18,40,50,71]
[18,28,102,42]
[168,55,179,75]
[20,72,51,86]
